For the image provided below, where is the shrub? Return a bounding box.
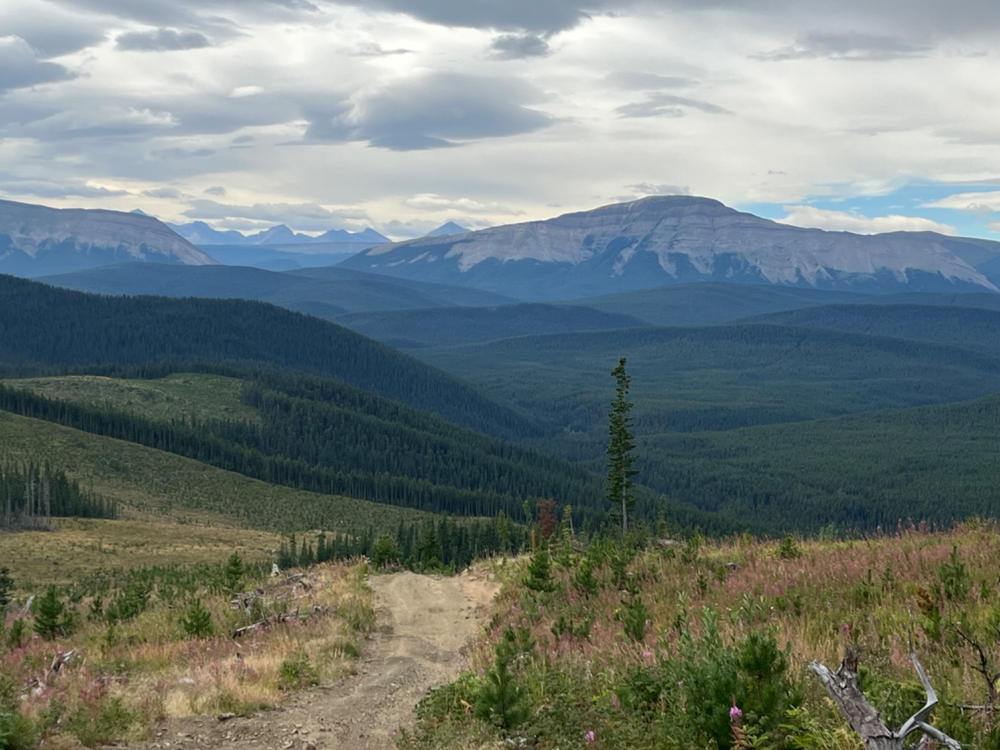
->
[64,696,138,747]
[474,628,530,732]
[523,545,554,593]
[279,652,319,691]
[180,599,213,638]
[33,585,71,640]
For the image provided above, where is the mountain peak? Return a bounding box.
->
[0,198,216,276]
[341,196,999,299]
[427,221,471,237]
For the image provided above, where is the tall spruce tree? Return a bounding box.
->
[607,357,637,535]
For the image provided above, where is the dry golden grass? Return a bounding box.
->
[0,518,280,588]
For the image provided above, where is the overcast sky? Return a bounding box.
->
[2,0,1000,239]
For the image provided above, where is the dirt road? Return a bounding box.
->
[134,570,498,750]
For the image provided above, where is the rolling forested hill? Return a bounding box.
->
[0,273,534,439]
[746,303,1000,354]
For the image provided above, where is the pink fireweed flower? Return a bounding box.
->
[585,730,596,742]
[730,704,743,722]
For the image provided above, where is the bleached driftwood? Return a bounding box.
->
[809,646,961,749]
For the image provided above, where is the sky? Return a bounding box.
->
[3,1,1000,240]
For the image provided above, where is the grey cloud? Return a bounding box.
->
[0,36,76,93]
[116,28,212,51]
[351,42,413,56]
[152,147,215,159]
[0,179,130,198]
[605,72,696,90]
[305,73,552,150]
[142,187,185,198]
[204,186,227,196]
[183,199,369,231]
[232,135,255,144]
[0,14,105,57]
[489,33,551,59]
[627,183,689,196]
[616,93,728,118]
[756,31,931,61]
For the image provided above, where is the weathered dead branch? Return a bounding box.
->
[809,646,961,749]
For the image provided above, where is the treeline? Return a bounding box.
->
[0,461,116,529]
[0,382,587,523]
[278,514,530,572]
[0,274,538,439]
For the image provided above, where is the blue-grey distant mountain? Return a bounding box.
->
[0,199,216,277]
[338,196,1000,299]
[40,262,515,318]
[427,221,470,237]
[168,221,389,247]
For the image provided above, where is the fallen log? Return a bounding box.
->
[809,645,961,749]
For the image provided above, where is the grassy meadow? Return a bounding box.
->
[1,555,373,748]
[404,522,1000,749]
[0,409,430,534]
[3,373,261,425]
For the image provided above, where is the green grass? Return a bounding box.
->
[406,524,1000,749]
[0,410,431,533]
[3,373,261,424]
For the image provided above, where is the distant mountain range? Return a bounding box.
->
[0,199,216,276]
[339,196,1000,299]
[167,220,390,248]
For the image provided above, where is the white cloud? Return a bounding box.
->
[922,190,1000,214]
[777,205,957,235]
[403,194,524,215]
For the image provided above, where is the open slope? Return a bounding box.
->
[0,371,602,522]
[0,274,534,439]
[0,409,428,533]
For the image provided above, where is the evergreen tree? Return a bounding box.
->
[181,599,213,638]
[607,357,637,535]
[223,552,245,594]
[523,543,555,592]
[33,585,69,640]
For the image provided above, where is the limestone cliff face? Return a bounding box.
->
[0,199,216,276]
[340,196,998,300]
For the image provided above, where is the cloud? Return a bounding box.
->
[204,185,227,196]
[183,199,370,231]
[0,179,130,199]
[142,187,185,199]
[489,33,551,59]
[605,71,696,90]
[0,8,105,56]
[116,28,212,51]
[922,190,1000,214]
[615,93,728,118]
[403,193,523,215]
[778,205,957,235]
[350,42,413,57]
[627,183,690,196]
[152,147,215,159]
[304,72,552,150]
[990,222,1000,234]
[0,36,76,93]
[352,0,629,34]
[757,31,931,61]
